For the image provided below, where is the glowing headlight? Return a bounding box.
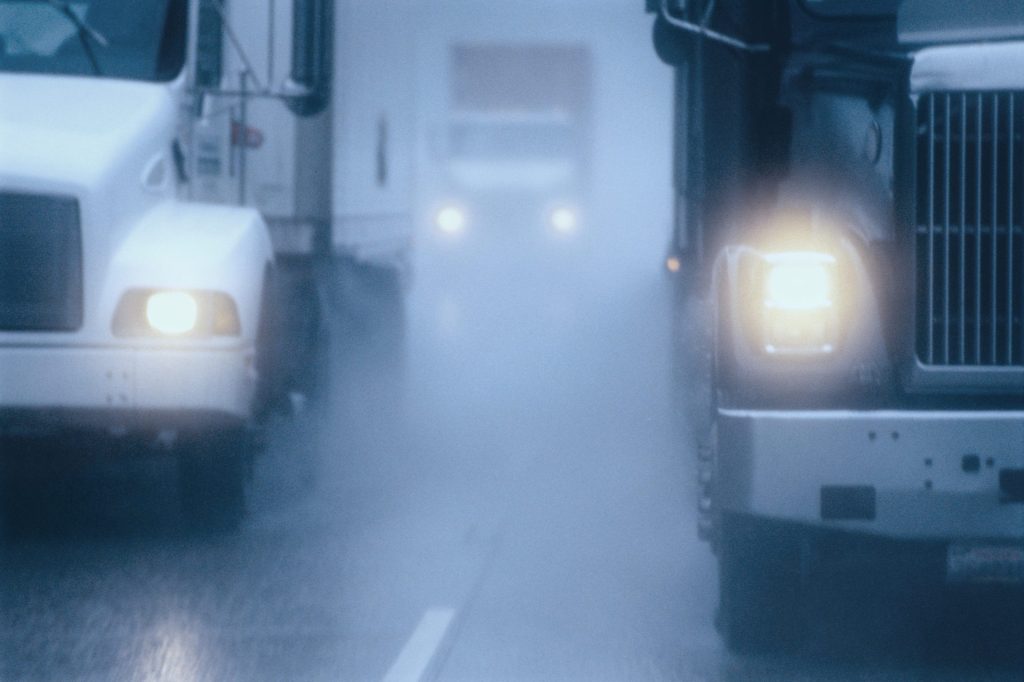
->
[549,206,578,234]
[113,289,240,338]
[763,252,835,310]
[145,291,199,335]
[761,251,839,355]
[436,205,467,236]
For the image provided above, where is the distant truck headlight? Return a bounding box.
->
[436,204,467,236]
[548,205,579,234]
[113,290,240,338]
[760,251,839,355]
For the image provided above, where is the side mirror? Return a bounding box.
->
[194,0,224,90]
[285,0,332,116]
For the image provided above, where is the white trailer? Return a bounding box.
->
[331,0,416,277]
[0,0,330,530]
[189,0,417,344]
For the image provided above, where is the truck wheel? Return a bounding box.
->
[293,278,330,401]
[176,430,247,532]
[0,440,35,535]
[718,514,805,653]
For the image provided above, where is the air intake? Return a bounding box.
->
[0,192,83,331]
[915,91,1024,367]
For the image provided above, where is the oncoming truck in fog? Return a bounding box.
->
[648,0,1024,651]
[0,0,329,530]
[426,42,592,242]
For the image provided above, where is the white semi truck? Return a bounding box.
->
[0,0,332,530]
[649,0,1024,652]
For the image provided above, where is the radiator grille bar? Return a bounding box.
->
[915,91,1024,368]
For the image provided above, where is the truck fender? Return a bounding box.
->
[108,199,274,345]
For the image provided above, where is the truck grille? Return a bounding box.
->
[0,192,83,331]
[915,91,1024,367]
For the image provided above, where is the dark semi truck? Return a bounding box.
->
[647,0,1024,652]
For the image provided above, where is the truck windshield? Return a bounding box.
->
[0,0,184,81]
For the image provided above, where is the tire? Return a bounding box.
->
[176,430,247,533]
[1,439,34,536]
[718,514,806,654]
[259,263,331,411]
[292,278,330,402]
[0,437,62,537]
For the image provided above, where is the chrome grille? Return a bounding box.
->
[915,91,1024,367]
[0,192,83,331]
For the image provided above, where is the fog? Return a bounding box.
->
[1,0,1022,680]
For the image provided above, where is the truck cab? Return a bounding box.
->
[426,42,591,247]
[649,0,1024,652]
[0,0,326,531]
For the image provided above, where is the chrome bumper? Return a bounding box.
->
[713,409,1024,541]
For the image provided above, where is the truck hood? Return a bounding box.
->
[0,73,180,341]
[911,41,1024,93]
[0,73,176,196]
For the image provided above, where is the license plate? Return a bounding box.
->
[946,544,1024,585]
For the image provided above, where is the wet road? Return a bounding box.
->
[1,234,1021,680]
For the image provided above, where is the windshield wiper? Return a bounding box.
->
[43,0,108,75]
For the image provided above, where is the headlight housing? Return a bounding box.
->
[759,251,839,355]
[113,289,240,338]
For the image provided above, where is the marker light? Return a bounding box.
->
[436,205,467,236]
[146,291,199,335]
[549,206,578,234]
[665,255,682,274]
[761,251,839,355]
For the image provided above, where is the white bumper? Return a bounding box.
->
[716,409,1024,541]
[0,344,257,430]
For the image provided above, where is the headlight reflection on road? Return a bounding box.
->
[134,615,205,682]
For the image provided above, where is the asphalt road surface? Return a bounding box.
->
[0,233,1021,681]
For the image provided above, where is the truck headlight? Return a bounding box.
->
[146,291,198,335]
[761,251,839,355]
[436,204,467,236]
[548,206,579,234]
[113,289,240,338]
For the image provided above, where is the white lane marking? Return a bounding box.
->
[382,608,456,682]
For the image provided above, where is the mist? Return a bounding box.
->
[1,0,1022,680]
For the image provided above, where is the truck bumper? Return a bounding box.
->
[715,409,1024,541]
[0,344,257,433]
